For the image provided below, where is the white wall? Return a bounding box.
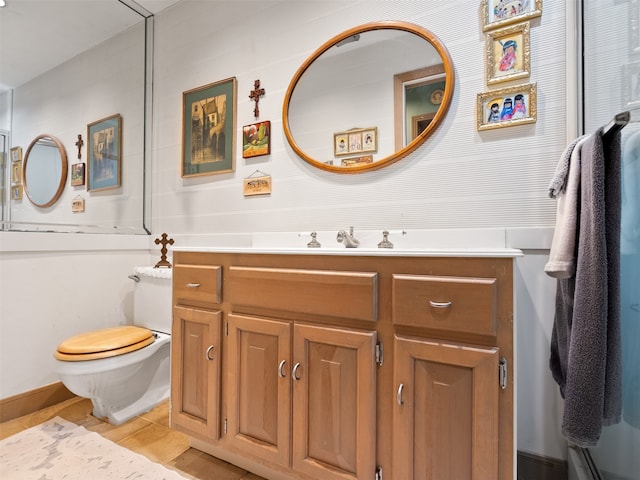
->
[0,0,573,464]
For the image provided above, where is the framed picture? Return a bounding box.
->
[87,113,122,191]
[622,62,640,109]
[334,127,377,156]
[482,0,542,32]
[477,83,537,131]
[11,161,22,184]
[182,77,237,177]
[341,155,373,167]
[242,121,271,158]
[71,163,86,186]
[10,146,22,162]
[11,184,23,201]
[486,22,530,85]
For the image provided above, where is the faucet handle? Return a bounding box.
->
[378,230,394,249]
[307,232,321,248]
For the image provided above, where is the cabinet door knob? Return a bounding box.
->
[397,383,404,406]
[278,359,287,378]
[205,345,215,360]
[292,362,302,381]
[186,283,201,288]
[429,300,452,308]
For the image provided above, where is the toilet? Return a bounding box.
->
[53,266,172,425]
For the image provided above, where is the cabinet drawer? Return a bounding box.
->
[174,264,222,306]
[228,266,378,322]
[392,274,496,336]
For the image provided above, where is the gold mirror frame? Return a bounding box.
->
[282,21,455,174]
[23,134,68,208]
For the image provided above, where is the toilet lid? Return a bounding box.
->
[55,326,154,362]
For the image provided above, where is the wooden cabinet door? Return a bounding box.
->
[392,335,499,480]
[225,314,292,467]
[292,324,377,480]
[170,306,221,440]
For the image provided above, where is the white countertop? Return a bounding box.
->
[171,246,523,258]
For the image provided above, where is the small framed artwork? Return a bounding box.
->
[243,174,272,196]
[87,113,122,191]
[477,83,537,131]
[622,62,640,109]
[71,195,86,213]
[182,77,237,177]
[11,161,21,184]
[334,127,377,156]
[242,121,271,158]
[10,146,22,162]
[11,184,23,201]
[341,155,373,167]
[486,22,530,85]
[482,0,542,32]
[412,113,435,141]
[71,163,86,186]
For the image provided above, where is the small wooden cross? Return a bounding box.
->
[75,134,84,159]
[154,233,175,268]
[248,79,265,118]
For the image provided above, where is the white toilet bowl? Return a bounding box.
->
[52,267,172,425]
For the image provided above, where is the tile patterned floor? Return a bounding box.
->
[0,397,265,480]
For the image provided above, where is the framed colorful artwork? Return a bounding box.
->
[482,0,542,32]
[11,184,23,201]
[182,77,237,177]
[486,22,530,85]
[477,83,537,131]
[242,121,271,158]
[10,146,22,162]
[11,161,22,184]
[71,163,86,186]
[87,114,122,191]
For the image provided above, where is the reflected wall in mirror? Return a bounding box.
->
[283,21,455,173]
[23,134,68,208]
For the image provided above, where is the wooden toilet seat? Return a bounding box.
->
[55,326,154,361]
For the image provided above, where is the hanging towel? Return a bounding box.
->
[548,127,622,447]
[545,135,591,278]
[548,134,590,198]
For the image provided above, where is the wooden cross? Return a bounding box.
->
[248,79,265,118]
[75,134,84,159]
[154,233,175,268]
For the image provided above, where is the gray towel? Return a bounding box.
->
[549,127,622,447]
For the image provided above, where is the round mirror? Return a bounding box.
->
[23,134,68,208]
[283,21,454,173]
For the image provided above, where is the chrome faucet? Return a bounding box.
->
[336,226,360,248]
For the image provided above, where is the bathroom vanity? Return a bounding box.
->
[170,247,520,480]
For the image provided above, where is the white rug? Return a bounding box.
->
[0,416,191,479]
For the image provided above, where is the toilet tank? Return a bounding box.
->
[133,267,172,334]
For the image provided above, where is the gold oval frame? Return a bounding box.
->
[23,134,68,208]
[282,21,455,174]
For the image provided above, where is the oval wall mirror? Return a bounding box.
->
[23,134,68,208]
[283,21,455,173]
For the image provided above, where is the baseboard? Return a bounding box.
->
[0,382,76,423]
[518,450,568,480]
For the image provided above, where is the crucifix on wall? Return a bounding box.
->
[75,134,84,159]
[249,79,265,118]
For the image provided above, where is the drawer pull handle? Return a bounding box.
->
[205,345,215,361]
[186,283,201,288]
[429,300,452,308]
[278,359,287,378]
[292,363,302,381]
[397,383,404,406]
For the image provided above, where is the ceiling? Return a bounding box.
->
[0,0,181,93]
